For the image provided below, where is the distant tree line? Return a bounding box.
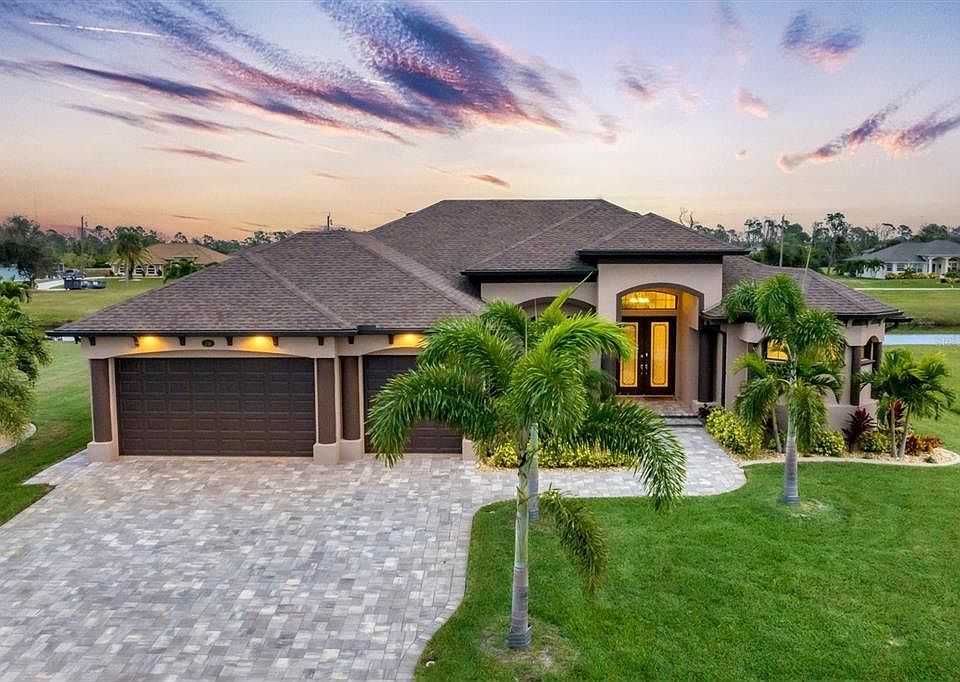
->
[0,215,293,282]
[679,209,960,274]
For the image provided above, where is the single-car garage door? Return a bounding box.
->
[116,357,316,456]
[363,355,461,453]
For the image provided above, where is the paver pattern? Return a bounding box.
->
[0,428,742,680]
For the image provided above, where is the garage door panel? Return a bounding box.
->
[363,355,461,454]
[117,357,316,457]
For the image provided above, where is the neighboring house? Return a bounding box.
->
[113,243,229,278]
[847,239,960,278]
[51,200,903,463]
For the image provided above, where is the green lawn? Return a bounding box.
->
[830,276,959,289]
[0,342,89,524]
[420,464,960,680]
[884,343,960,450]
[25,278,164,329]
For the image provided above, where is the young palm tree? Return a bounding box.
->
[367,290,686,649]
[0,279,30,303]
[860,349,954,458]
[113,230,150,281]
[723,275,845,504]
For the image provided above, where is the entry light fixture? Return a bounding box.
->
[390,333,425,348]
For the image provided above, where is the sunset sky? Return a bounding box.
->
[1,1,958,239]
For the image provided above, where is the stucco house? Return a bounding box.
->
[847,239,960,278]
[52,199,903,463]
[113,242,230,278]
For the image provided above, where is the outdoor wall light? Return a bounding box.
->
[391,333,425,348]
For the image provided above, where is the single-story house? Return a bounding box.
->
[52,199,903,463]
[113,242,230,278]
[847,239,960,278]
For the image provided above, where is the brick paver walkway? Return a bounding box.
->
[0,428,742,680]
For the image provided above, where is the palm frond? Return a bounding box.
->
[734,373,783,432]
[366,365,498,466]
[418,316,517,392]
[789,381,829,452]
[528,280,589,339]
[791,308,846,360]
[0,348,33,440]
[538,488,609,595]
[722,280,759,323]
[479,299,530,349]
[754,275,805,332]
[583,366,616,400]
[567,399,685,510]
[535,315,633,363]
[509,347,589,437]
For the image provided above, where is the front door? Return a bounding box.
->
[618,317,676,395]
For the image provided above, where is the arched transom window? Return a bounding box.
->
[620,290,677,311]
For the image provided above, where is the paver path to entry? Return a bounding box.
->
[0,427,742,681]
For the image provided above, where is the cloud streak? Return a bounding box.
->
[716,1,748,64]
[781,11,863,70]
[468,174,510,188]
[617,59,701,112]
[312,171,347,180]
[778,94,960,171]
[735,87,770,118]
[145,146,246,164]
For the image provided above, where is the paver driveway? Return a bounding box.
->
[0,428,743,680]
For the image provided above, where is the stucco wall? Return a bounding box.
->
[480,281,598,308]
[595,262,722,322]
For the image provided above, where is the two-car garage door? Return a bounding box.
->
[115,355,461,457]
[116,357,316,456]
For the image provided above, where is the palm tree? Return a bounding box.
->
[723,275,845,504]
[0,279,30,303]
[113,230,150,282]
[860,349,954,458]
[367,290,686,648]
[0,298,48,439]
[733,352,787,453]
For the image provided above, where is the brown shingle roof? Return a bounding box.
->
[703,256,903,319]
[55,231,482,335]
[578,213,748,256]
[144,243,230,265]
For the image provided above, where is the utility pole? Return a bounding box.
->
[778,214,786,267]
[80,216,86,274]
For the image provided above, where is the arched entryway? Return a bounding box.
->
[613,284,705,403]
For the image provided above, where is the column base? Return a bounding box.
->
[87,440,119,462]
[312,442,339,464]
[339,438,364,461]
[461,438,477,463]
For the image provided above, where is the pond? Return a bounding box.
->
[886,333,960,346]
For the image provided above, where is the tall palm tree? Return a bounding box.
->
[367,290,686,648]
[860,349,954,458]
[113,230,150,282]
[723,275,845,504]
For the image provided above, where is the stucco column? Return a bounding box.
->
[313,358,339,463]
[849,345,862,407]
[87,358,119,461]
[339,356,364,461]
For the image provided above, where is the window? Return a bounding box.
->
[621,290,677,310]
[764,338,789,362]
[885,263,893,272]
[861,337,880,367]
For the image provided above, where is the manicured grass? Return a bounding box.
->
[0,343,89,524]
[830,276,959,289]
[25,278,164,329]
[884,343,960,451]
[420,464,960,680]
[868,289,960,331]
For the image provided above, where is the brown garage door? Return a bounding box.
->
[116,357,316,456]
[363,355,462,453]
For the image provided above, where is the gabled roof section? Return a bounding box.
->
[143,242,230,265]
[848,239,960,261]
[54,230,483,335]
[577,213,748,258]
[704,256,903,320]
[371,199,614,288]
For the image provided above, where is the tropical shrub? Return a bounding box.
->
[481,441,631,468]
[905,434,942,457]
[808,430,845,457]
[706,407,762,457]
[860,431,891,454]
[842,407,876,452]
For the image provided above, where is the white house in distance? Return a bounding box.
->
[848,239,960,278]
[113,243,230,278]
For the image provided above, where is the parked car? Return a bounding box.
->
[81,279,106,289]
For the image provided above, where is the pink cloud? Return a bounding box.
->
[735,87,770,118]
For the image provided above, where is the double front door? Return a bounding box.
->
[617,317,676,395]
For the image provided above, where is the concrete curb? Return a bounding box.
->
[740,450,960,468]
[0,423,37,456]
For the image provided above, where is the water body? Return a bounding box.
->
[886,334,960,346]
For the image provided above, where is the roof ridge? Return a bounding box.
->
[580,213,651,249]
[239,249,351,327]
[347,232,483,313]
[466,202,606,269]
